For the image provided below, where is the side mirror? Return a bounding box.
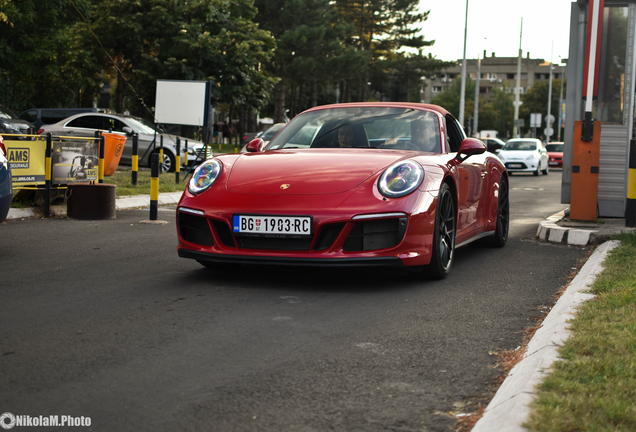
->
[122,126,134,136]
[456,138,486,161]
[246,138,264,153]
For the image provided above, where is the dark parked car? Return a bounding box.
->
[0,106,36,138]
[19,107,114,130]
[484,137,506,154]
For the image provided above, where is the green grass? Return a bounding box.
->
[525,232,636,431]
[107,168,190,197]
[10,144,245,209]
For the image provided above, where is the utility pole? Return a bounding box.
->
[459,0,469,129]
[557,64,565,141]
[513,19,523,138]
[473,54,481,136]
[546,41,554,143]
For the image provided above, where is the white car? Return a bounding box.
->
[498,138,549,176]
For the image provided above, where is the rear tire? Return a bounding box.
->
[150,150,176,172]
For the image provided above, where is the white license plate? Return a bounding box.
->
[508,163,523,169]
[549,161,559,166]
[233,215,312,237]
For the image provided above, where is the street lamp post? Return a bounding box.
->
[459,0,469,129]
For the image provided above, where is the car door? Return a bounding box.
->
[445,115,484,236]
[64,115,102,137]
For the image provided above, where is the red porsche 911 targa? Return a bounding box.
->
[177,103,509,279]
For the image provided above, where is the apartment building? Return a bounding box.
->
[421,51,567,104]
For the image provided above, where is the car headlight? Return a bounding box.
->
[188,159,223,195]
[526,154,536,161]
[378,160,424,198]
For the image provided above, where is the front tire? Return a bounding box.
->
[424,183,456,279]
[487,176,509,247]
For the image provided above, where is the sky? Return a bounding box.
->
[418,0,573,64]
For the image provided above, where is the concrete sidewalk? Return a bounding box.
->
[6,191,183,220]
[472,240,620,431]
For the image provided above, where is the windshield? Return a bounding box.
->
[266,107,442,152]
[261,124,284,141]
[502,140,538,151]
[545,143,564,152]
[0,106,18,120]
[124,116,162,134]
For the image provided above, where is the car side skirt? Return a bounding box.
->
[455,230,496,248]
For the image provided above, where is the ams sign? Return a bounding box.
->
[7,148,29,169]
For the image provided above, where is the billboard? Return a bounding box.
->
[51,141,99,184]
[155,80,210,127]
[4,138,100,186]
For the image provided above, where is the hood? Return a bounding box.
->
[138,132,204,149]
[499,150,538,160]
[226,149,409,194]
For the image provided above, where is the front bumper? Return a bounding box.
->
[176,186,437,268]
[502,161,539,172]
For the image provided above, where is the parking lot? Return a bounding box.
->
[0,170,589,431]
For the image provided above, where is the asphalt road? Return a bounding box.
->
[0,169,588,432]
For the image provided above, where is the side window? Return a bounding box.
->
[102,117,127,133]
[67,115,100,130]
[444,114,465,152]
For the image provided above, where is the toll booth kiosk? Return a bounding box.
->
[563,0,636,218]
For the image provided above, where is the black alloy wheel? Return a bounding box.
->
[424,183,456,279]
[488,176,510,247]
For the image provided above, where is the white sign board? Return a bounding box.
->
[155,80,209,127]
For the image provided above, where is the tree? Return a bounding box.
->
[432,77,475,124]
[79,0,276,119]
[0,0,98,112]
[254,0,358,121]
[520,79,564,139]
[333,0,438,101]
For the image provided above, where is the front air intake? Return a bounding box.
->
[343,218,407,251]
[178,212,214,246]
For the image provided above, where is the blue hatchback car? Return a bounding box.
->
[0,134,13,222]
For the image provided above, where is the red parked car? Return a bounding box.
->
[546,142,564,168]
[176,103,509,279]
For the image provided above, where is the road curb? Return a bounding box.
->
[6,192,183,220]
[472,240,620,432]
[536,210,634,246]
